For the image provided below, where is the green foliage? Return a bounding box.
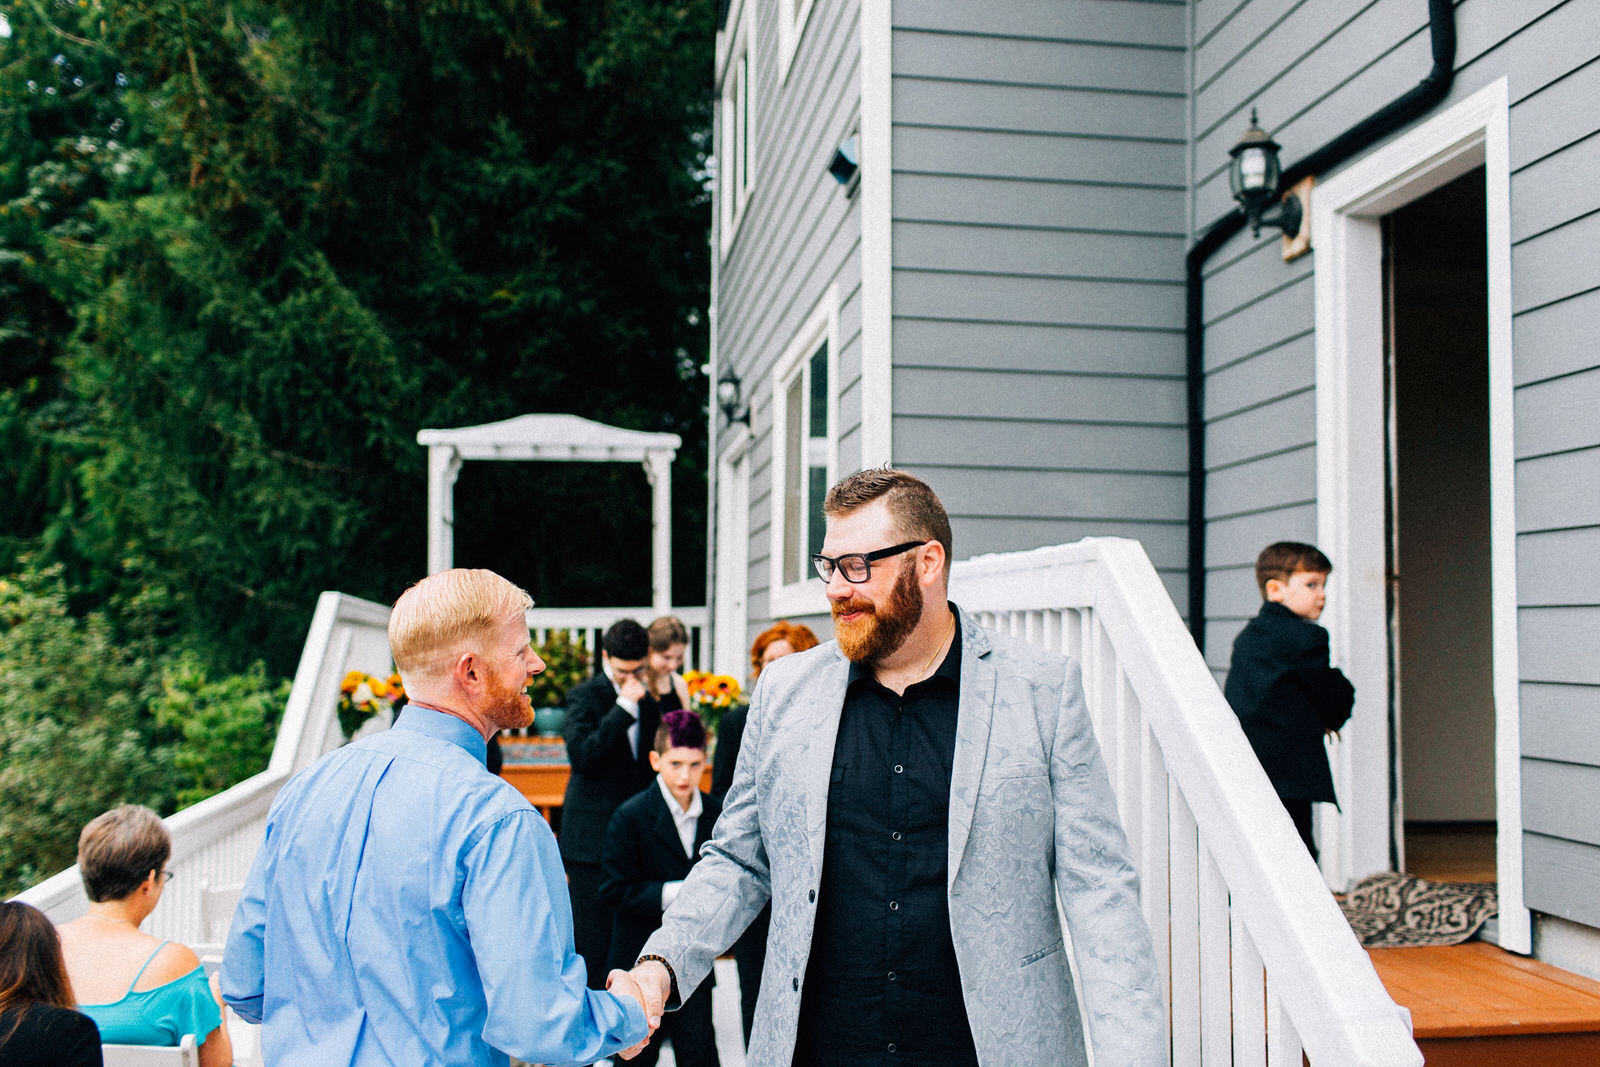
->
[526,630,594,708]
[154,656,288,808]
[0,563,172,897]
[0,0,713,678]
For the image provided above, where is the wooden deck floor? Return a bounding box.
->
[1369,942,1600,1065]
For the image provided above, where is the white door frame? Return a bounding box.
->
[712,427,753,679]
[1312,77,1528,951]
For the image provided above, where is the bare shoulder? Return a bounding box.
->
[137,939,203,987]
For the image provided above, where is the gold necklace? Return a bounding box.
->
[921,614,955,679]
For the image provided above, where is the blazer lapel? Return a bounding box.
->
[948,608,996,888]
[794,650,850,882]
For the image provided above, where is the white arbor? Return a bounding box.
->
[417,414,682,614]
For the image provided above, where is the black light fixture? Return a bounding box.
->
[716,367,749,426]
[828,134,859,190]
[1228,109,1303,239]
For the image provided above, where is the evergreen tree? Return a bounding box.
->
[0,0,712,674]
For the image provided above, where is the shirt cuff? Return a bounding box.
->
[661,880,684,910]
[616,696,640,718]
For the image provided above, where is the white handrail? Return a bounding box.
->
[15,596,711,941]
[951,539,1420,1066]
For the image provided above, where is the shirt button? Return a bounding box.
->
[889,900,899,911]
[893,764,904,774]
[808,889,816,903]
[792,976,800,991]
[887,971,897,982]
[888,1043,898,1053]
[891,831,902,841]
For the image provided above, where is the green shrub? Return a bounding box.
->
[526,630,594,708]
[0,564,172,896]
[154,656,289,808]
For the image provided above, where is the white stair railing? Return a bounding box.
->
[16,596,708,939]
[951,538,1420,1066]
[16,591,394,936]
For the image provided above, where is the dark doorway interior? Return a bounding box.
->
[1383,166,1495,883]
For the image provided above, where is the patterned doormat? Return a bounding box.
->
[1339,871,1499,948]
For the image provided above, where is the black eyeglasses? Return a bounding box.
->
[811,541,926,583]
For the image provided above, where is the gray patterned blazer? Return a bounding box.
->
[642,606,1166,1066]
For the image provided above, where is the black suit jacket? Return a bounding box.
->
[599,783,722,972]
[559,671,662,864]
[1224,601,1355,804]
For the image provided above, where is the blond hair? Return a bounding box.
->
[389,569,532,685]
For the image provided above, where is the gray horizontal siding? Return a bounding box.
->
[893,319,1181,377]
[1514,368,1600,460]
[1517,528,1600,607]
[1523,759,1600,846]
[1519,607,1600,687]
[714,0,864,628]
[1516,448,1600,533]
[886,1,1189,621]
[1522,683,1600,766]
[1513,285,1600,386]
[1525,832,1600,928]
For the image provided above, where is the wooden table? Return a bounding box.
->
[498,739,715,824]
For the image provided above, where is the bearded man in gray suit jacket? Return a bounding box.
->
[622,470,1165,1066]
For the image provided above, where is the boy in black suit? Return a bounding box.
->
[1225,542,1355,860]
[600,710,721,1067]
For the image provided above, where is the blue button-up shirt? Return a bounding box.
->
[221,705,647,1066]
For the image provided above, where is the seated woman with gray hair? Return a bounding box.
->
[57,805,231,1067]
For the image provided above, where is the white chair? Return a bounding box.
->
[101,1034,199,1066]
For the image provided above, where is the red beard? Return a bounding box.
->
[833,554,923,663]
[485,671,534,732]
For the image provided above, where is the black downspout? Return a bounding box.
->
[1183,0,1457,655]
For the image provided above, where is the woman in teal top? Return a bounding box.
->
[58,805,231,1067]
[80,938,220,1045]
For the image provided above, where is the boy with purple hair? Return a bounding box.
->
[600,710,723,1066]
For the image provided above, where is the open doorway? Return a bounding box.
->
[1384,168,1496,883]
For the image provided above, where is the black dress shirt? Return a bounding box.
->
[792,625,978,1067]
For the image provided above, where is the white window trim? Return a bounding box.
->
[776,0,816,84]
[768,284,839,620]
[717,7,756,255]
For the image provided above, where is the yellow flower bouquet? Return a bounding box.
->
[337,670,407,739]
[682,670,745,737]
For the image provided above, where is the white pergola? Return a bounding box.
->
[417,414,682,613]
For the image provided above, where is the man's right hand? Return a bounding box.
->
[606,967,661,1061]
[617,675,648,705]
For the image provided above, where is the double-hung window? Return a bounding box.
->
[718,19,754,251]
[770,290,838,614]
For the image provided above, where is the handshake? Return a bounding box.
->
[604,960,675,1060]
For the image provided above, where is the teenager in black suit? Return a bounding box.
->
[1224,542,1355,860]
[561,618,662,991]
[601,711,721,1067]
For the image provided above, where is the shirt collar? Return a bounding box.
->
[394,702,490,765]
[656,773,702,819]
[847,601,965,689]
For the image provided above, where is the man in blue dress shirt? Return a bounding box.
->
[221,569,655,1066]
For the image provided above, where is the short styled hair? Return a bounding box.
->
[1255,541,1333,598]
[823,468,954,571]
[653,709,707,754]
[389,569,533,684]
[602,618,649,661]
[647,616,689,653]
[0,901,77,1028]
[78,805,171,903]
[750,620,820,679]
